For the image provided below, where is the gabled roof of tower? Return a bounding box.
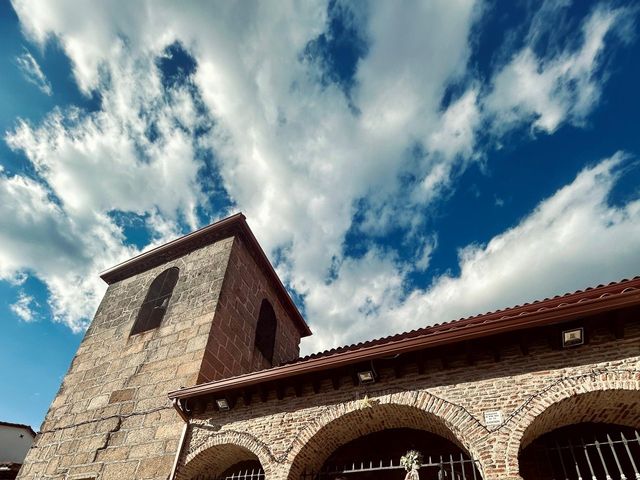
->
[99,213,311,337]
[168,275,640,407]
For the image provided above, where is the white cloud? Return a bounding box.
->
[485,6,628,134]
[428,89,480,162]
[415,236,438,272]
[4,0,638,352]
[4,37,211,331]
[15,49,52,95]
[303,153,640,353]
[0,169,134,331]
[303,247,407,350]
[390,153,640,327]
[10,292,36,322]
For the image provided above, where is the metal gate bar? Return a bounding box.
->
[212,469,265,480]
[301,452,481,479]
[526,429,640,480]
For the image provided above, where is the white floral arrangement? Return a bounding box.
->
[400,450,423,472]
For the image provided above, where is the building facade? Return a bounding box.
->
[17,214,640,480]
[0,422,35,479]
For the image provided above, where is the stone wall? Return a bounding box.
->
[179,318,640,480]
[198,235,302,382]
[17,233,304,480]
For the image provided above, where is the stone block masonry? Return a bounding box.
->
[17,229,304,480]
[198,235,302,383]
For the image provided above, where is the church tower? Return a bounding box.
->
[17,213,311,480]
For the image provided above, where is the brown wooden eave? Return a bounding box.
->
[168,278,640,414]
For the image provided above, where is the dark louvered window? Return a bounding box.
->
[131,267,179,335]
[255,299,277,364]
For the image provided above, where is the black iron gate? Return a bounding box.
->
[301,453,481,479]
[520,426,640,480]
[207,460,265,480]
[212,469,265,480]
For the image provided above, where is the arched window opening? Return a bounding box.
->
[519,423,640,480]
[131,267,179,335]
[300,428,481,480]
[255,299,277,364]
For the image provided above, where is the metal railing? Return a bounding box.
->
[521,429,640,480]
[212,468,265,480]
[301,453,481,479]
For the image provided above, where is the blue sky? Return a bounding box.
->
[1,0,639,430]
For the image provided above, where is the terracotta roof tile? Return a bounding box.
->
[285,276,640,364]
[169,275,640,403]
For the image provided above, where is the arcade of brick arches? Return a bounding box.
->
[16,215,640,480]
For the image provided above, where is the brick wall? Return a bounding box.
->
[178,319,640,480]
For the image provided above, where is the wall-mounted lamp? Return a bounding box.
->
[215,398,231,411]
[562,327,584,348]
[357,370,376,384]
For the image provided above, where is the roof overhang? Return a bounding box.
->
[168,277,640,408]
[0,421,36,437]
[99,213,311,337]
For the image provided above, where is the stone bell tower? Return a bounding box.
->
[17,213,311,480]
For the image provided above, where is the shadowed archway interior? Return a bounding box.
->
[305,427,481,480]
[519,423,640,480]
[518,389,640,480]
[177,443,265,480]
[518,389,640,451]
[287,403,481,479]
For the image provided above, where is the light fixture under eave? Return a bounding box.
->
[357,370,375,384]
[562,327,584,348]
[215,398,230,411]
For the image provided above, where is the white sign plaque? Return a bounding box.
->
[483,410,503,427]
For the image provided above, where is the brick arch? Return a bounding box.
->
[285,390,485,480]
[504,369,640,476]
[177,430,272,480]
